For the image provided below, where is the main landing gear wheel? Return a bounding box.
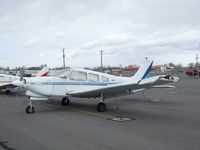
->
[26,106,35,114]
[97,102,107,112]
[61,97,70,106]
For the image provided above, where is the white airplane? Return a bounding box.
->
[0,74,19,94]
[0,67,49,94]
[12,59,179,114]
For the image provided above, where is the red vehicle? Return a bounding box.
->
[186,69,200,77]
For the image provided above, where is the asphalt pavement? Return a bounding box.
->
[0,74,200,150]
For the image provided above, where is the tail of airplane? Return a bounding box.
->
[131,59,153,82]
[37,67,49,77]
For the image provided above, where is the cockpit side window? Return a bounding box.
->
[70,71,87,81]
[88,73,99,82]
[101,76,109,82]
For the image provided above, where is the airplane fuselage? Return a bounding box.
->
[23,68,129,98]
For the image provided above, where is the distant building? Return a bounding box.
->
[108,64,174,77]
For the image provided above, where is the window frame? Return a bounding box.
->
[101,76,109,82]
[88,73,99,82]
[69,70,87,81]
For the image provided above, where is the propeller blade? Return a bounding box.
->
[19,68,24,81]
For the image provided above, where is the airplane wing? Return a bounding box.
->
[0,82,16,90]
[0,74,19,90]
[67,75,177,98]
[67,81,138,98]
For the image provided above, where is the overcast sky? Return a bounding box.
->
[0,0,200,68]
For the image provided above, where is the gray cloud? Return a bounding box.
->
[0,0,200,68]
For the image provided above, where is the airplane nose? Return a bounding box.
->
[12,79,25,87]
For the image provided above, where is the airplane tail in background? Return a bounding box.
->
[131,59,153,82]
[37,67,49,77]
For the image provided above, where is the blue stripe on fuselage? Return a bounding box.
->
[29,81,121,86]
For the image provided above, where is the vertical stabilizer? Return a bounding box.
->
[37,67,49,77]
[131,59,153,81]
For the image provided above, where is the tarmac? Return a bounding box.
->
[0,74,200,150]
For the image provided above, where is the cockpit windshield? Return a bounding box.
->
[55,68,70,79]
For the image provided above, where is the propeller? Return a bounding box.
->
[19,68,24,81]
[12,67,26,97]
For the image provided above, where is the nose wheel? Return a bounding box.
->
[26,100,35,114]
[97,102,107,112]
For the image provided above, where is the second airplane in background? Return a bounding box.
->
[0,67,49,94]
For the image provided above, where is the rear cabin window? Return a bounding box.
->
[70,71,87,81]
[88,73,99,82]
[101,76,109,82]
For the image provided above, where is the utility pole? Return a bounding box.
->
[62,48,66,68]
[196,42,200,69]
[195,54,198,69]
[100,50,103,72]
[199,42,200,69]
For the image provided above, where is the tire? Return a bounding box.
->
[61,97,70,106]
[26,106,35,114]
[5,90,11,95]
[97,102,107,112]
